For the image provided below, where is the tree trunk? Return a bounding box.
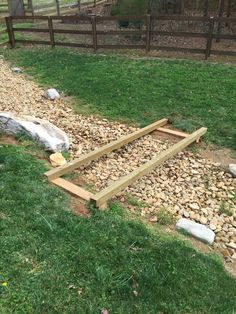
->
[8,0,25,16]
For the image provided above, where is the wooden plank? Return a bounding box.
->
[146,14,151,52]
[151,31,208,38]
[150,46,205,54]
[15,39,51,45]
[97,44,146,49]
[205,17,214,59]
[13,28,49,33]
[210,50,236,56]
[96,30,146,35]
[45,118,168,180]
[51,177,93,201]
[53,29,92,35]
[48,16,55,48]
[157,127,189,138]
[55,42,93,48]
[96,15,146,21]
[151,15,209,22]
[91,127,207,208]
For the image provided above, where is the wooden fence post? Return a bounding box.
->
[55,0,60,16]
[94,0,96,8]
[78,0,81,12]
[48,16,55,48]
[216,0,225,42]
[146,14,151,53]
[203,0,209,16]
[5,16,15,48]
[92,15,97,52]
[205,17,214,59]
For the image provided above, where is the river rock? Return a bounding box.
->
[228,164,236,178]
[50,152,67,167]
[11,67,23,73]
[44,88,60,100]
[0,112,69,152]
[176,218,215,245]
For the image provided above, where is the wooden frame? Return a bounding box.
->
[44,119,207,209]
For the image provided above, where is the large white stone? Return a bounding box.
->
[228,164,236,178]
[176,218,215,245]
[0,112,69,152]
[44,88,60,100]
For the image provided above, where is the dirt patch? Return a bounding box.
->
[200,146,236,166]
[70,197,91,217]
[0,134,19,145]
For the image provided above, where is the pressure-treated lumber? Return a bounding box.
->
[45,118,168,180]
[157,127,189,138]
[51,177,94,201]
[91,127,207,208]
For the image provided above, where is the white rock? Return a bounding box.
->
[44,88,60,100]
[176,218,215,245]
[228,164,236,178]
[11,67,23,73]
[0,112,69,152]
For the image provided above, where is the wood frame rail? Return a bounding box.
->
[45,120,207,209]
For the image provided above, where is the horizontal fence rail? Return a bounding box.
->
[4,14,236,59]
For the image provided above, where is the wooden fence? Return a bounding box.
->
[3,15,236,59]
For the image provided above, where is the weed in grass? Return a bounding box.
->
[126,194,148,209]
[219,202,233,216]
[156,207,176,225]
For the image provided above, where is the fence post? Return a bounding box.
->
[5,16,15,48]
[146,14,151,53]
[55,0,60,16]
[205,17,214,59]
[92,15,97,52]
[203,0,209,16]
[48,16,55,48]
[94,0,96,7]
[78,0,81,12]
[216,0,225,42]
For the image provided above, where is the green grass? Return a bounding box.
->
[2,47,236,151]
[0,143,236,313]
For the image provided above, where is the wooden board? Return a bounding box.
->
[157,127,189,138]
[91,127,207,208]
[51,177,93,201]
[45,118,168,181]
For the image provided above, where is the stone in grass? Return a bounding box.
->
[50,152,67,167]
[0,112,69,152]
[11,67,23,73]
[176,218,215,245]
[44,88,60,100]
[228,164,236,178]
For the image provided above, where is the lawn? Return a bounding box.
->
[0,142,236,313]
[2,47,236,151]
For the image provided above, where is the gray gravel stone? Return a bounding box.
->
[228,164,236,178]
[44,88,60,100]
